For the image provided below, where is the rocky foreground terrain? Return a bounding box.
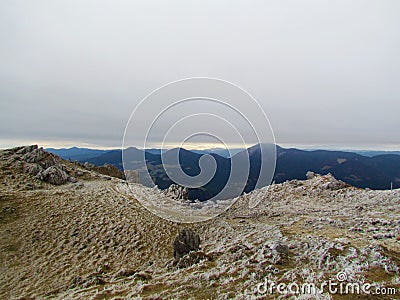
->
[0,146,399,299]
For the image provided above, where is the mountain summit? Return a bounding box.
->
[0,146,399,298]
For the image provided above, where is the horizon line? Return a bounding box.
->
[0,139,399,152]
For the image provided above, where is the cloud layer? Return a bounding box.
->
[1,0,399,149]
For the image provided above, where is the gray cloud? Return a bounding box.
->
[0,0,399,149]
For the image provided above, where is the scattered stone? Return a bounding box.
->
[115,268,136,278]
[229,243,250,253]
[175,251,209,268]
[355,205,364,211]
[25,183,34,190]
[134,271,152,281]
[70,276,83,288]
[2,206,16,214]
[71,182,84,190]
[96,264,111,274]
[83,162,94,169]
[271,242,289,260]
[372,233,395,240]
[83,275,105,287]
[68,176,78,183]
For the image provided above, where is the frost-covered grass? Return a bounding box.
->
[0,147,399,299]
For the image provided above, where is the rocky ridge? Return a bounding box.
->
[0,146,399,299]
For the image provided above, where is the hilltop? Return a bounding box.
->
[0,146,399,299]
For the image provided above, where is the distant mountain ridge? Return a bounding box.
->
[46,147,109,162]
[47,145,400,199]
[352,150,400,157]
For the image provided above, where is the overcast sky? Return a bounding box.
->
[0,0,399,150]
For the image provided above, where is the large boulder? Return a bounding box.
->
[36,165,69,185]
[306,171,315,180]
[173,228,200,259]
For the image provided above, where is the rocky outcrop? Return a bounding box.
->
[305,172,347,190]
[0,145,125,186]
[21,145,58,169]
[321,173,347,190]
[2,145,78,185]
[35,165,69,185]
[173,228,200,259]
[164,184,189,201]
